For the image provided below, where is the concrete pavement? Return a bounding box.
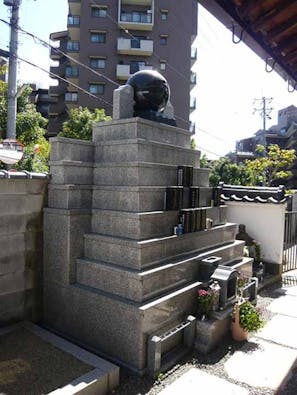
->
[158,277,297,394]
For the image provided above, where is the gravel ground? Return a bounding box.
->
[112,281,296,395]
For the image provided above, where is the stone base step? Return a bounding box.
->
[93,162,209,187]
[76,240,245,302]
[91,206,227,240]
[224,256,254,278]
[44,279,201,373]
[94,138,200,166]
[83,223,238,269]
[92,117,191,149]
[92,186,215,212]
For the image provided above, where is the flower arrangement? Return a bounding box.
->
[197,288,215,319]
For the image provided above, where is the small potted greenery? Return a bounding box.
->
[197,288,215,320]
[231,299,265,341]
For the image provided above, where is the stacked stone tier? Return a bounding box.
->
[44,119,251,373]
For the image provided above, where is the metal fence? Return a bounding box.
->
[283,211,297,272]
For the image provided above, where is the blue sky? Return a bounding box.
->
[0,0,296,157]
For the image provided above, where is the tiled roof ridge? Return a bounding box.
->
[0,170,49,179]
[220,182,288,204]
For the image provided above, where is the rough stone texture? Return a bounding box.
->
[91,206,227,240]
[50,136,94,163]
[50,161,94,185]
[84,224,237,269]
[43,280,200,372]
[44,208,91,285]
[93,162,209,187]
[112,84,134,120]
[92,186,168,212]
[94,139,200,167]
[77,240,244,303]
[92,117,191,148]
[0,178,47,325]
[48,184,93,210]
[44,118,245,373]
[195,315,231,354]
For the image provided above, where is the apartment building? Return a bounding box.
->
[48,0,198,137]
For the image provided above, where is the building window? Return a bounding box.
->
[130,61,146,74]
[65,92,78,102]
[90,58,106,69]
[160,36,168,45]
[67,15,80,26]
[90,32,106,43]
[67,41,79,51]
[120,11,152,23]
[91,6,107,18]
[161,10,168,20]
[65,66,79,77]
[89,83,105,95]
[160,61,166,71]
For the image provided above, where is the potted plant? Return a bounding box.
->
[231,299,264,341]
[197,288,215,320]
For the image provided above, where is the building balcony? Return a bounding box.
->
[116,64,153,80]
[121,0,153,5]
[49,84,67,97]
[50,47,64,60]
[190,98,196,112]
[117,37,153,56]
[118,11,154,31]
[191,47,197,66]
[190,72,197,88]
[49,100,67,115]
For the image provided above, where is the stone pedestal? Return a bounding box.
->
[44,118,248,373]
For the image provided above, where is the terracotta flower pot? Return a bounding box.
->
[231,303,249,341]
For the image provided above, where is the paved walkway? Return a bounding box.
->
[158,275,297,395]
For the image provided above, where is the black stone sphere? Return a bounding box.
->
[127,70,170,113]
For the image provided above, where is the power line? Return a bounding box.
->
[196,145,222,158]
[89,0,191,84]
[0,17,119,88]
[14,52,113,107]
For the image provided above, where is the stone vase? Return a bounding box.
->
[231,303,249,341]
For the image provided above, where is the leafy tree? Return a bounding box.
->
[246,144,296,186]
[209,157,252,186]
[200,153,209,168]
[59,107,111,141]
[0,83,49,172]
[190,137,196,150]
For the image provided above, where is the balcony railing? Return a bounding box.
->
[118,5,154,30]
[117,37,153,56]
[116,64,153,80]
[121,0,153,5]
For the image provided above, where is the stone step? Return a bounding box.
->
[92,117,191,148]
[94,138,200,167]
[44,279,200,373]
[225,256,254,278]
[76,240,245,302]
[93,162,209,187]
[49,160,94,185]
[91,206,227,240]
[83,223,238,269]
[92,186,214,212]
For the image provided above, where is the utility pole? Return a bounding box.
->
[253,96,273,149]
[4,0,21,140]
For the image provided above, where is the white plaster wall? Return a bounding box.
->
[226,202,286,265]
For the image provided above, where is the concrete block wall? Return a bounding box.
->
[0,175,48,325]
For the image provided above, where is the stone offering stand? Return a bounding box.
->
[44,117,252,375]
